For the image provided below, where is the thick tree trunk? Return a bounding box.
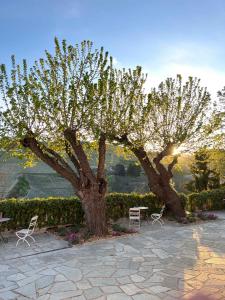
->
[150,180,186,220]
[77,186,108,236]
[21,134,109,236]
[132,146,187,222]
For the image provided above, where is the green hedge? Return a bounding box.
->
[188,188,225,212]
[0,197,84,230]
[0,189,224,230]
[0,193,165,230]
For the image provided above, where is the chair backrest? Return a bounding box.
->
[160,205,165,215]
[129,208,140,219]
[28,216,38,233]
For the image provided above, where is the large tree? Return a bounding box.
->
[98,70,212,221]
[0,38,111,236]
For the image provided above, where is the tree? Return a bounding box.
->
[186,148,220,192]
[0,38,111,236]
[112,163,126,176]
[127,162,141,177]
[99,71,212,221]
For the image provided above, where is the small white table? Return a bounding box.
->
[133,207,149,223]
[0,218,10,244]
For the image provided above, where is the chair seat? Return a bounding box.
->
[151,213,160,217]
[16,229,30,235]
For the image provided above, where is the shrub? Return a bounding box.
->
[67,232,79,245]
[106,193,162,221]
[188,188,225,212]
[112,164,126,176]
[127,163,141,177]
[197,212,218,220]
[0,193,165,230]
[0,197,84,230]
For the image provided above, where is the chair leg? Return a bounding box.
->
[23,238,31,247]
[16,238,22,247]
[28,235,35,242]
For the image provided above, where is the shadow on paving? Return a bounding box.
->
[0,232,69,261]
[0,214,225,299]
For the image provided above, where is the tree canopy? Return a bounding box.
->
[0,38,113,235]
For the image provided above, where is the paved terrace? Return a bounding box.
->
[1,214,225,300]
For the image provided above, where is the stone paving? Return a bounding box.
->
[1,215,225,300]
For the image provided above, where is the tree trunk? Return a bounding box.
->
[77,185,108,236]
[150,180,186,220]
[132,146,187,221]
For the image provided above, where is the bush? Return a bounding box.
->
[197,212,218,220]
[3,187,225,231]
[188,188,225,212]
[0,193,165,230]
[127,163,141,177]
[0,197,84,230]
[106,193,162,221]
[112,164,126,176]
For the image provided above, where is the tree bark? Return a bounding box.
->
[77,183,108,236]
[132,146,186,221]
[21,133,109,236]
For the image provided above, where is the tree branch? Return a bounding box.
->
[64,128,96,183]
[65,141,81,175]
[168,155,178,178]
[97,133,106,180]
[153,143,175,180]
[21,136,80,188]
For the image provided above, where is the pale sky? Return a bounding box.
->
[1,0,225,98]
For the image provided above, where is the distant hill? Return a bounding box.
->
[0,148,192,198]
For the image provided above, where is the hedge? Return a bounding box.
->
[0,197,84,230]
[188,188,225,212]
[0,193,166,230]
[0,189,224,230]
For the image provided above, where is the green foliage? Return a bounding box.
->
[0,193,165,230]
[7,175,30,198]
[112,163,126,176]
[106,193,164,221]
[0,38,110,160]
[107,175,148,193]
[186,148,220,192]
[0,188,224,231]
[0,197,84,230]
[127,162,141,177]
[188,188,225,211]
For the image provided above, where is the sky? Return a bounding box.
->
[1,0,225,97]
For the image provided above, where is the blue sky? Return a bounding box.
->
[1,0,225,96]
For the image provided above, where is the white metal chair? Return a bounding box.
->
[151,205,165,226]
[16,216,38,247]
[129,208,141,229]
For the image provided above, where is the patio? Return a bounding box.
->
[1,215,225,300]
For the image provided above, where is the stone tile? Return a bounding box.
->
[120,284,141,296]
[50,281,77,293]
[107,294,132,300]
[84,287,103,299]
[14,282,37,299]
[130,275,145,283]
[49,290,83,299]
[54,266,82,282]
[101,286,121,294]
[0,291,18,300]
[148,285,171,294]
[7,273,26,282]
[89,277,117,287]
[35,275,55,290]
[132,294,161,300]
[76,280,92,290]
[1,217,225,299]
